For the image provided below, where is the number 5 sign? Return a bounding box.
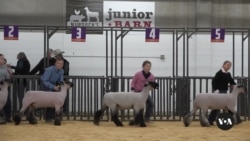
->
[145,28,160,42]
[4,25,19,40]
[71,27,86,42]
[211,28,225,42]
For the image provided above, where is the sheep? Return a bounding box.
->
[13,81,73,126]
[84,7,99,22]
[183,85,246,127]
[93,81,159,127]
[0,80,11,124]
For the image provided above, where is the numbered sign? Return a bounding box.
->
[4,25,19,40]
[145,28,160,42]
[211,28,225,42]
[71,27,86,42]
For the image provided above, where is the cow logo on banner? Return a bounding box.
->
[4,26,18,40]
[66,0,103,34]
[103,1,155,28]
[211,28,225,42]
[71,27,86,42]
[145,28,159,42]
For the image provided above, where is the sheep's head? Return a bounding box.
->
[145,81,159,89]
[236,85,247,94]
[64,80,74,88]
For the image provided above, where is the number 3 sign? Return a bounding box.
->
[4,25,19,40]
[71,27,86,42]
[211,28,225,42]
[145,28,160,42]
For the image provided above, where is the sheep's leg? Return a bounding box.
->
[183,112,193,127]
[200,108,210,127]
[93,109,104,125]
[129,110,140,126]
[183,105,198,127]
[0,110,6,124]
[228,108,241,125]
[138,109,146,127]
[111,109,123,127]
[13,103,30,125]
[54,106,62,126]
[28,106,37,125]
[130,109,146,127]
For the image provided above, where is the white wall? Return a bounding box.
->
[0,30,248,77]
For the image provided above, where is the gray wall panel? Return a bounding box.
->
[0,0,65,26]
[1,0,250,27]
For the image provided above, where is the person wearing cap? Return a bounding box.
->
[53,49,70,114]
[53,49,69,76]
[30,49,56,75]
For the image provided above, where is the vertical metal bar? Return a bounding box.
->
[241,32,244,76]
[232,32,235,77]
[45,25,49,68]
[183,28,186,76]
[176,31,178,77]
[106,30,108,77]
[248,29,250,120]
[115,30,117,76]
[121,28,124,77]
[173,31,175,77]
[111,28,113,78]
[80,78,83,120]
[186,29,189,76]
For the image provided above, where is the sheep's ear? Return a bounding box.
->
[148,81,159,89]
[237,84,244,88]
[59,82,64,85]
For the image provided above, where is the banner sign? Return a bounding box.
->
[4,25,18,40]
[103,1,155,28]
[211,28,225,42]
[66,0,103,34]
[145,28,160,42]
[71,27,86,42]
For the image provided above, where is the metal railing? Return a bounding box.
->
[8,75,248,121]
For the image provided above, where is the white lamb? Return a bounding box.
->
[183,85,246,127]
[0,80,11,124]
[14,81,73,126]
[93,81,159,127]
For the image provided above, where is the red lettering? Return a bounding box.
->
[113,21,153,28]
[133,21,142,27]
[143,21,152,28]
[114,21,122,27]
[124,21,131,27]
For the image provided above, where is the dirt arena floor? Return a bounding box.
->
[0,120,250,141]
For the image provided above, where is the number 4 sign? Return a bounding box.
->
[4,25,19,40]
[145,28,160,42]
[71,27,86,42]
[211,28,225,42]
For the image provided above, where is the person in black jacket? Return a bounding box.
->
[29,49,55,75]
[208,60,242,125]
[11,52,30,109]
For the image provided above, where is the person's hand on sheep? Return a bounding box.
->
[54,86,60,91]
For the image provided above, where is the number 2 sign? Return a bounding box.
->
[145,28,160,42]
[4,25,19,40]
[71,27,86,42]
[211,28,225,42]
